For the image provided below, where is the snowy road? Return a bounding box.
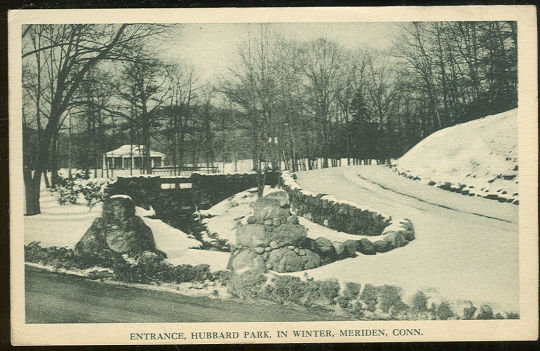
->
[295,166,519,312]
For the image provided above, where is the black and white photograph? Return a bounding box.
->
[9,6,538,345]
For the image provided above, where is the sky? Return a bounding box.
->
[159,22,401,83]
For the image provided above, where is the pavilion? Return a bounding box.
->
[103,145,165,170]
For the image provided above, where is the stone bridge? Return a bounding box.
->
[107,172,279,228]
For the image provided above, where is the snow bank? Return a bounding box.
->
[24,190,101,248]
[24,190,232,270]
[394,109,518,203]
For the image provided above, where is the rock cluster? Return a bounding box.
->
[228,189,417,274]
[228,190,361,274]
[391,166,519,204]
[75,195,165,260]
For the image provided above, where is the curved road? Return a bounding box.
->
[296,166,519,312]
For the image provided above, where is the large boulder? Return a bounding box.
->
[333,240,358,259]
[301,249,321,269]
[75,195,163,259]
[230,249,266,274]
[251,197,283,222]
[236,224,267,248]
[264,190,290,208]
[313,237,337,262]
[333,241,346,257]
[269,224,307,247]
[267,247,304,273]
[383,231,407,248]
[105,216,156,254]
[356,238,376,255]
[373,240,393,253]
[300,237,317,251]
[343,240,358,258]
[102,195,136,223]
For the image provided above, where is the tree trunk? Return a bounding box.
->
[26,133,50,214]
[24,168,40,215]
[42,170,50,188]
[50,133,59,187]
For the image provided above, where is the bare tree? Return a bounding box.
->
[218,24,282,197]
[163,63,197,175]
[116,55,169,174]
[300,38,345,168]
[22,23,168,214]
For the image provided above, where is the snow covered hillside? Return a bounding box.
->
[394,109,518,202]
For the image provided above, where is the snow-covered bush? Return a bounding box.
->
[227,271,267,299]
[78,178,111,208]
[319,279,341,303]
[343,282,361,299]
[52,172,111,208]
[55,185,80,205]
[337,295,351,309]
[378,285,407,314]
[24,242,212,285]
[360,284,379,312]
[476,304,495,320]
[56,169,89,187]
[411,291,428,314]
[263,275,320,306]
[211,270,233,286]
[24,241,115,269]
[112,254,211,284]
[434,301,454,320]
[462,302,477,319]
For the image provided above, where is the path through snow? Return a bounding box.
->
[295,166,519,313]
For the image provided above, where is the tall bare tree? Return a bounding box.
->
[219,24,282,196]
[22,24,168,214]
[300,38,345,168]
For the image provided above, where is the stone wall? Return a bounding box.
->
[390,164,519,205]
[280,171,389,236]
[280,171,416,252]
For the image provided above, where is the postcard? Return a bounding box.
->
[9,6,538,345]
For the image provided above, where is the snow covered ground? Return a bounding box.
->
[24,190,228,271]
[394,109,518,201]
[296,166,519,314]
[26,157,520,314]
[196,176,519,315]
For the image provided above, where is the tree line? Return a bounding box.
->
[22,21,517,213]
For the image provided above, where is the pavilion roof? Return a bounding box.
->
[104,145,165,158]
